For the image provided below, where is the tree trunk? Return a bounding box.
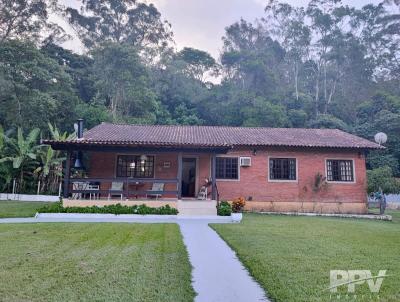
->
[294,62,299,101]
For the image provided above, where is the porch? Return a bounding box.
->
[62,148,225,205]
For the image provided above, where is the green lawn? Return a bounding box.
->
[211,211,400,302]
[0,223,195,302]
[0,200,51,218]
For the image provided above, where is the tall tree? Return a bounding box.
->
[0,40,78,131]
[265,1,311,101]
[91,42,159,123]
[65,0,173,56]
[176,47,218,82]
[0,0,66,43]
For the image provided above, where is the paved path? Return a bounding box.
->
[179,220,268,302]
[0,216,268,301]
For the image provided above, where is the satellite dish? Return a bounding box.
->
[374,132,388,145]
[73,123,78,135]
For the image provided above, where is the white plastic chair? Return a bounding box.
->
[146,183,164,200]
[108,182,124,200]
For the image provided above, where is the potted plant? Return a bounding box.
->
[231,197,246,222]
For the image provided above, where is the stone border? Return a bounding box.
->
[35,213,234,222]
[258,211,392,221]
[0,194,59,202]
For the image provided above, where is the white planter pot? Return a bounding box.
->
[231,212,243,223]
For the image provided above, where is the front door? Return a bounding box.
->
[182,158,197,198]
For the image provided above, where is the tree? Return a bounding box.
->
[0,127,41,192]
[265,1,311,101]
[65,0,172,56]
[176,47,218,82]
[91,42,159,123]
[367,166,400,194]
[0,0,66,43]
[221,19,286,97]
[0,40,78,131]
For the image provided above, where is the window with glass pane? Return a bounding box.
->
[269,158,296,180]
[116,155,154,178]
[216,157,238,179]
[326,160,354,182]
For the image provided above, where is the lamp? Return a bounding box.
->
[140,154,147,164]
[74,151,84,170]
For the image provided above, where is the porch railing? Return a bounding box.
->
[67,177,179,199]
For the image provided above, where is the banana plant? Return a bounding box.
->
[0,127,41,190]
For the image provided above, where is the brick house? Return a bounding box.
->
[44,121,383,214]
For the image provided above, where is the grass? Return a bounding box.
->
[0,223,195,302]
[0,200,52,218]
[211,211,400,302]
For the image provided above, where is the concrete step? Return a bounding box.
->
[178,200,217,216]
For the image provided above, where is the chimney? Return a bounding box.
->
[77,119,84,139]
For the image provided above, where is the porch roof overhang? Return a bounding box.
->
[42,140,232,154]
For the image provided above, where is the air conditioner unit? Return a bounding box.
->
[240,157,251,167]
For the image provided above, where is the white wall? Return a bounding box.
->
[0,193,59,202]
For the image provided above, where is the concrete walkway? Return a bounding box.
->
[179,220,267,302]
[0,216,268,301]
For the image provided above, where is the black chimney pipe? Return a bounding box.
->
[77,119,84,139]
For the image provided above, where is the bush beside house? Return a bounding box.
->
[38,202,178,215]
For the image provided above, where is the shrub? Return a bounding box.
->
[231,197,246,213]
[37,202,178,215]
[367,166,400,194]
[217,201,232,216]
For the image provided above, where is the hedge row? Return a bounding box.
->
[38,202,178,215]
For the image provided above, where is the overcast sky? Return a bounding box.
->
[61,0,383,59]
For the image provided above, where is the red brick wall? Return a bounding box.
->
[216,148,367,208]
[88,152,211,197]
[87,148,368,213]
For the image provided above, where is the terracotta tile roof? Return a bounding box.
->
[44,123,383,150]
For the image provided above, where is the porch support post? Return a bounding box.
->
[211,153,217,200]
[177,152,183,199]
[63,150,72,199]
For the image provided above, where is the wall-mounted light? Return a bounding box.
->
[252,149,257,156]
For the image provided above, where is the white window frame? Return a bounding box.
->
[325,158,356,184]
[267,156,298,183]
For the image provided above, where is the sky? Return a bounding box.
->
[60,0,383,59]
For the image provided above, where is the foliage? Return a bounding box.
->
[312,172,328,193]
[0,40,78,130]
[0,0,400,191]
[231,197,246,213]
[0,127,41,192]
[0,124,71,194]
[65,0,172,56]
[367,166,400,194]
[91,42,158,123]
[0,0,66,43]
[217,201,232,216]
[38,202,179,215]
